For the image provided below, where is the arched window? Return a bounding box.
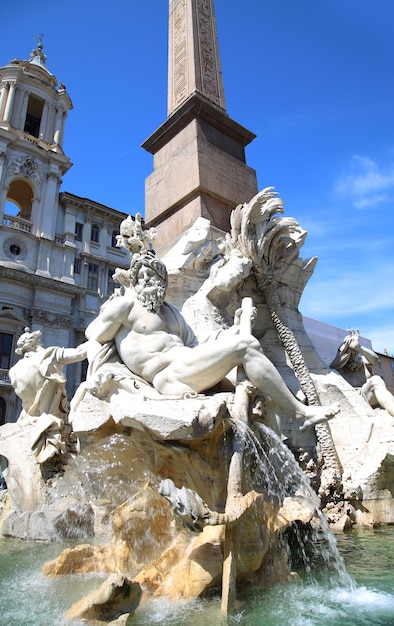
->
[91,223,99,243]
[6,180,34,221]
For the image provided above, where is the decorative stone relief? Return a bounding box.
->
[197,0,221,106]
[24,308,71,329]
[172,0,188,109]
[170,0,224,111]
[46,171,62,184]
[7,155,43,186]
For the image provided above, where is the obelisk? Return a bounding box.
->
[167,0,226,115]
[142,0,258,251]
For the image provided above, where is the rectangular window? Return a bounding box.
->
[0,332,13,370]
[111,230,118,248]
[87,263,99,291]
[75,222,83,241]
[74,257,81,274]
[107,269,115,296]
[91,224,100,243]
[24,95,44,138]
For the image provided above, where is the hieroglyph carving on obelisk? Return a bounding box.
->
[168,0,226,115]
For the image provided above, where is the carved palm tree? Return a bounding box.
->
[228,188,342,493]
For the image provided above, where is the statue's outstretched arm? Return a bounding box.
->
[59,342,89,365]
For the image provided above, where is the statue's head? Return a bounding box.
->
[15,327,42,355]
[129,252,168,312]
[129,252,168,287]
[329,330,362,371]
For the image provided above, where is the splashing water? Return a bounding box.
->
[1,500,394,624]
[0,538,107,626]
[1,422,393,625]
[228,420,353,588]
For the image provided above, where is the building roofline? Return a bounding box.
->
[60,191,130,219]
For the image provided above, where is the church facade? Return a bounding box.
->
[0,43,129,424]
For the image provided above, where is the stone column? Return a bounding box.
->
[40,171,61,239]
[99,223,107,254]
[0,83,9,120]
[36,240,52,277]
[47,104,57,145]
[18,90,30,131]
[30,196,41,237]
[58,112,66,146]
[83,220,92,253]
[61,245,76,284]
[3,82,16,123]
[53,106,64,145]
[64,206,76,245]
[0,147,7,222]
[39,102,49,142]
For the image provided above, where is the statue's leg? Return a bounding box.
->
[152,336,257,396]
[152,335,339,426]
[242,345,340,427]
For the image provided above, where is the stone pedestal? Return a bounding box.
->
[143,95,258,250]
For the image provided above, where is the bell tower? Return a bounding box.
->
[143,0,258,251]
[0,38,73,242]
[0,40,131,425]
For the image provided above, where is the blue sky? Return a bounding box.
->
[2,1,394,354]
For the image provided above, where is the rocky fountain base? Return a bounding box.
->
[1,388,325,622]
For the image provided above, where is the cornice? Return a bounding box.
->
[142,92,256,155]
[60,191,129,221]
[80,250,129,268]
[0,264,84,296]
[4,132,72,172]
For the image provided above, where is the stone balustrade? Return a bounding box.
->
[3,214,32,233]
[0,369,11,384]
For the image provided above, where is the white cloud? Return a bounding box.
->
[335,155,394,209]
[302,268,394,317]
[300,261,394,355]
[353,193,388,209]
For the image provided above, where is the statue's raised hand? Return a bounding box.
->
[233,302,257,329]
[348,330,361,351]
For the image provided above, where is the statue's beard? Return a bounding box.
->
[135,282,166,312]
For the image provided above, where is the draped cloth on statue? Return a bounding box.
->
[16,347,70,463]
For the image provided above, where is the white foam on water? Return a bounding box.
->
[333,585,394,612]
